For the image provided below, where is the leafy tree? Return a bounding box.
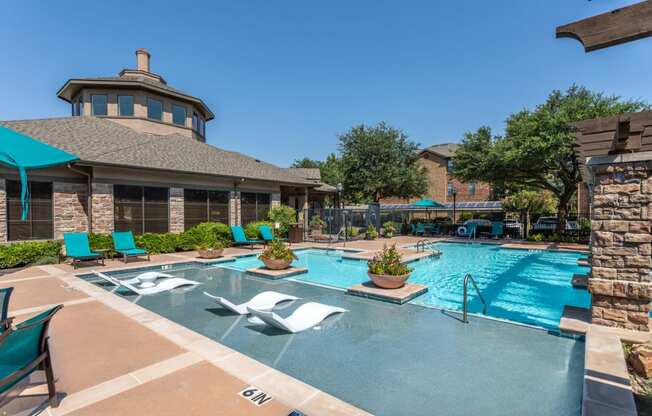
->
[454,86,649,232]
[291,158,322,169]
[339,123,428,203]
[502,190,557,238]
[268,205,297,236]
[320,153,344,187]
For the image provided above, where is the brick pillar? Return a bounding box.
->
[589,161,652,331]
[229,191,240,226]
[91,182,114,234]
[0,179,6,242]
[169,187,184,233]
[53,182,89,240]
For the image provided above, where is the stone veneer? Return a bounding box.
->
[169,187,184,233]
[91,182,114,234]
[0,179,6,242]
[589,161,652,331]
[229,191,239,226]
[53,182,89,240]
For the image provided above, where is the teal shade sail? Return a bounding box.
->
[0,126,79,220]
[412,199,445,208]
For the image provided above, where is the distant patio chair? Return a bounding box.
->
[430,223,441,235]
[112,231,150,263]
[0,287,13,332]
[416,223,425,236]
[231,226,264,249]
[63,232,105,269]
[0,305,63,407]
[491,222,504,239]
[410,224,416,235]
[259,225,288,245]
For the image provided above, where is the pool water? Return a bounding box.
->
[223,244,591,329]
[84,266,585,416]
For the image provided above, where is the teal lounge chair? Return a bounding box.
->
[64,232,105,269]
[0,305,63,407]
[0,288,13,332]
[491,222,504,239]
[231,226,264,249]
[112,231,150,263]
[416,223,425,236]
[259,225,288,245]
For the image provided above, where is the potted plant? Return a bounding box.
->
[382,221,397,238]
[367,244,412,289]
[309,215,326,234]
[365,224,378,240]
[196,240,224,259]
[259,239,298,270]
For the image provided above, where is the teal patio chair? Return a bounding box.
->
[259,225,288,245]
[491,222,504,239]
[0,288,13,332]
[0,305,63,407]
[231,226,264,249]
[430,223,441,235]
[410,224,416,235]
[416,223,425,236]
[63,232,105,269]
[112,231,150,263]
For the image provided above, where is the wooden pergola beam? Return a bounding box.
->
[556,1,652,52]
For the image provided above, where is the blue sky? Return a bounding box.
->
[2,1,651,166]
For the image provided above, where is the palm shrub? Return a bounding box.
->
[258,239,297,262]
[368,244,411,276]
[268,205,296,237]
[309,215,325,231]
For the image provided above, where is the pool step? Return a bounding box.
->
[559,305,591,335]
[572,274,589,289]
[577,258,590,267]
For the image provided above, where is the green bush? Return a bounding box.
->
[368,244,411,276]
[0,240,62,269]
[259,239,297,262]
[88,233,114,251]
[134,233,180,254]
[382,221,397,237]
[245,221,273,240]
[349,227,360,237]
[268,205,296,237]
[180,222,232,250]
[365,224,378,240]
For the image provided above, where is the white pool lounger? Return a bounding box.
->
[93,271,200,295]
[203,291,299,315]
[247,302,348,333]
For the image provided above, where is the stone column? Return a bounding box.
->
[53,182,89,240]
[229,191,240,226]
[169,187,184,233]
[589,161,652,331]
[91,182,114,234]
[0,179,6,243]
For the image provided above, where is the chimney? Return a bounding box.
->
[135,48,150,72]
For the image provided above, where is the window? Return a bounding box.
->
[114,185,169,235]
[241,192,270,225]
[118,95,134,116]
[147,98,163,120]
[183,189,229,230]
[468,182,476,196]
[7,180,53,241]
[172,105,186,126]
[192,113,205,136]
[447,182,454,197]
[91,94,108,116]
[447,159,454,172]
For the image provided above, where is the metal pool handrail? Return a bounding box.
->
[415,239,429,253]
[463,273,487,323]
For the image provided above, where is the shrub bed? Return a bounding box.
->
[0,240,62,269]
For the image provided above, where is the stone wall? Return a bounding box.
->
[169,187,184,233]
[91,182,114,234]
[589,161,652,331]
[0,179,6,243]
[53,182,89,239]
[229,191,239,226]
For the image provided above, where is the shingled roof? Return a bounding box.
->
[0,117,313,186]
[421,143,459,159]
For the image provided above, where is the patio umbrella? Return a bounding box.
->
[412,199,445,221]
[0,126,79,220]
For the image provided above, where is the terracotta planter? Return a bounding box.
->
[368,272,411,289]
[261,257,292,270]
[197,248,224,259]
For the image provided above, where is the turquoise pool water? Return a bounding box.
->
[220,243,591,329]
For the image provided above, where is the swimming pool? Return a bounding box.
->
[222,244,591,329]
[83,265,585,416]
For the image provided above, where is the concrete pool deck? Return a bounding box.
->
[0,236,591,415]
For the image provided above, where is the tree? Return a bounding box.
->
[502,190,556,238]
[320,153,344,186]
[454,85,649,232]
[291,158,322,169]
[339,123,428,203]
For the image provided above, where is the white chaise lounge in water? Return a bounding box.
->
[247,302,348,333]
[203,291,299,315]
[93,271,200,295]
